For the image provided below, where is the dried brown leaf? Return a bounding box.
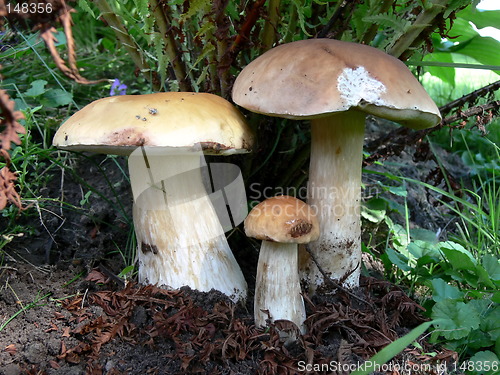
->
[39,14,107,85]
[62,327,71,338]
[0,166,23,210]
[0,88,25,210]
[4,344,17,355]
[85,269,110,284]
[49,360,61,369]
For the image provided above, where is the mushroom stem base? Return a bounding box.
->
[255,241,306,336]
[132,153,247,302]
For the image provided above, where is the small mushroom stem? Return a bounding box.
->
[255,241,306,334]
[132,153,247,302]
[301,110,365,291]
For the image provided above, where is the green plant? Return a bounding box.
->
[0,291,52,332]
[0,75,135,284]
[363,149,500,367]
[351,320,437,375]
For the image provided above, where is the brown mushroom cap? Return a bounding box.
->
[53,92,254,156]
[244,195,319,244]
[232,39,441,130]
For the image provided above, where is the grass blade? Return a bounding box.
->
[350,320,437,375]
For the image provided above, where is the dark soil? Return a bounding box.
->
[1,129,467,374]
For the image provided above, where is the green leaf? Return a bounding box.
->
[350,321,435,375]
[423,52,456,86]
[388,185,407,197]
[385,248,411,272]
[492,292,500,304]
[290,0,312,37]
[361,198,387,223]
[444,17,479,44]
[389,221,410,251]
[454,36,500,75]
[481,306,500,342]
[467,351,499,375]
[52,30,67,47]
[431,300,480,340]
[408,240,442,262]
[475,263,496,289]
[443,0,478,19]
[430,278,463,302]
[14,99,28,111]
[410,228,439,243]
[467,329,495,351]
[132,0,150,20]
[100,38,116,53]
[483,255,500,281]
[78,0,96,18]
[24,80,48,97]
[440,241,477,270]
[180,0,211,21]
[362,12,411,33]
[461,6,500,30]
[118,265,135,278]
[192,42,215,69]
[41,89,73,107]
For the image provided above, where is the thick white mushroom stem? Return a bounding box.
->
[255,241,306,335]
[302,110,366,290]
[133,154,247,302]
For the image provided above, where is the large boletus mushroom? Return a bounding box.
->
[53,92,254,302]
[232,39,441,291]
[244,195,319,335]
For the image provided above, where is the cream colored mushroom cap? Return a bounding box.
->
[232,39,441,130]
[244,195,320,244]
[53,92,254,156]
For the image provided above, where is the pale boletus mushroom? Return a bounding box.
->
[233,39,441,291]
[244,195,319,334]
[53,92,254,302]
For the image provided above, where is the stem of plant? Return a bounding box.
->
[149,0,192,92]
[388,0,448,59]
[0,292,52,332]
[261,0,281,51]
[93,0,160,91]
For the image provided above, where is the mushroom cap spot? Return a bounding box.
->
[232,39,441,130]
[53,92,254,156]
[244,195,320,244]
[337,66,387,107]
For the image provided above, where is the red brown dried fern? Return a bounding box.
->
[0,0,104,84]
[0,88,25,210]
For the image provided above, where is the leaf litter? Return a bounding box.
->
[23,270,458,374]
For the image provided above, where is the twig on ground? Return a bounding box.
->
[303,245,374,308]
[364,85,500,166]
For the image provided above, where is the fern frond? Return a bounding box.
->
[131,0,149,20]
[196,21,216,40]
[192,42,216,70]
[362,13,411,34]
[289,0,313,37]
[78,0,96,18]
[180,0,211,22]
[131,0,154,38]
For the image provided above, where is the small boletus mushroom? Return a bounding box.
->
[244,195,319,334]
[53,92,254,302]
[233,39,441,291]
